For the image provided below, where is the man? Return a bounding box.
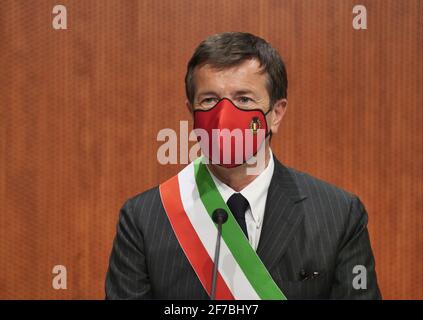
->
[105,32,381,299]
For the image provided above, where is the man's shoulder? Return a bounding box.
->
[118,185,162,225]
[278,162,359,216]
[124,185,161,212]
[286,165,355,199]
[279,163,368,231]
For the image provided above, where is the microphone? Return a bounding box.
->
[210,208,228,300]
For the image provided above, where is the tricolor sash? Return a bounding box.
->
[159,157,286,300]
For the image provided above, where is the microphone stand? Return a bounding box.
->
[210,208,228,300]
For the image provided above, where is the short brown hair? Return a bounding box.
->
[185,32,288,106]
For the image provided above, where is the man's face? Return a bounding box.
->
[187,58,287,134]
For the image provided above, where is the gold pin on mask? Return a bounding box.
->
[250,117,261,134]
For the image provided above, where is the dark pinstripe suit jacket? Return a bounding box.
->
[105,157,381,299]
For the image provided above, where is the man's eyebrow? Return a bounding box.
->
[197,91,219,98]
[233,89,256,95]
[198,89,255,97]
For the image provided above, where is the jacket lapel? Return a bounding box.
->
[256,157,308,272]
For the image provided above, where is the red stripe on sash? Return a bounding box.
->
[159,175,234,300]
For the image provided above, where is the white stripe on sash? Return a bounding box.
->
[177,163,260,300]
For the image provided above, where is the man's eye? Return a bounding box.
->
[200,98,218,108]
[203,98,216,103]
[238,97,253,104]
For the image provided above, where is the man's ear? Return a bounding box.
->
[269,98,288,134]
[186,99,193,116]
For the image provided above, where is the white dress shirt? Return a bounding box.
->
[206,150,275,251]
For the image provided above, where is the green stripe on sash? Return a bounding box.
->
[194,158,286,300]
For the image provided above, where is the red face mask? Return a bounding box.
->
[194,98,271,168]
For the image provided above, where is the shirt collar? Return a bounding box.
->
[207,149,275,225]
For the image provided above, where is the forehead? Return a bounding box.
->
[193,59,268,95]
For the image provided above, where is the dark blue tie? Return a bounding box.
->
[227,193,249,239]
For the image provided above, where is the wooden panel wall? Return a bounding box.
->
[0,0,422,299]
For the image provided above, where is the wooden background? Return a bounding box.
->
[0,0,422,299]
